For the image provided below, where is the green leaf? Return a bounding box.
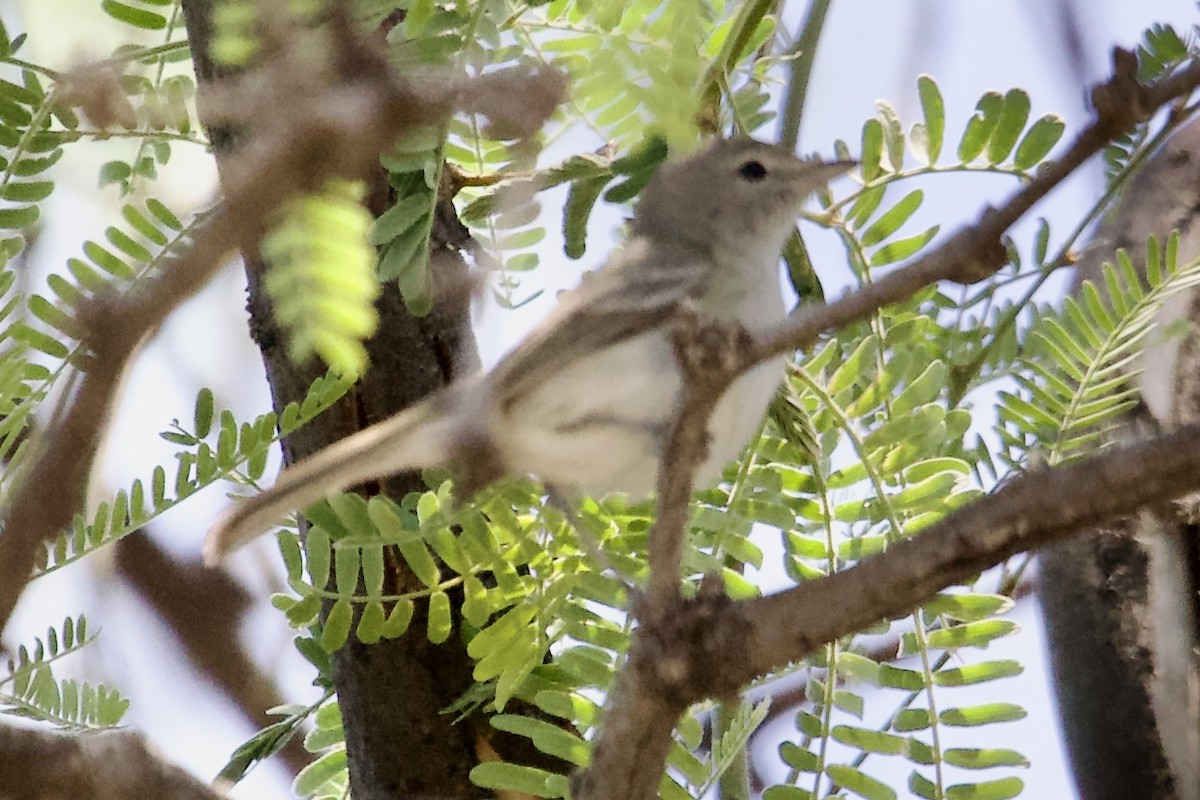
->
[894,709,932,732]
[218,717,304,783]
[27,295,80,339]
[292,749,347,797]
[917,75,944,163]
[944,748,1030,769]
[923,619,1018,650]
[848,185,886,230]
[905,737,936,765]
[102,0,167,29]
[909,122,931,166]
[611,136,668,174]
[986,89,1031,164]
[837,534,886,558]
[878,664,925,690]
[11,321,68,358]
[403,0,436,37]
[891,471,965,512]
[860,118,884,181]
[84,241,134,279]
[491,714,590,767]
[356,601,385,643]
[870,226,939,266]
[15,150,64,178]
[825,765,896,800]
[368,194,429,246]
[1013,115,1065,170]
[876,101,905,171]
[862,190,923,247]
[381,598,414,637]
[831,725,906,755]
[0,203,38,229]
[556,646,615,687]
[470,763,560,798]
[498,227,546,250]
[193,388,214,438]
[334,546,360,595]
[145,197,181,229]
[468,601,538,659]
[285,594,321,627]
[563,175,610,259]
[940,703,1027,726]
[835,651,881,685]
[122,204,167,245]
[1,181,53,202]
[427,589,452,643]
[893,362,949,415]
[834,689,864,718]
[933,659,1023,686]
[305,527,331,587]
[945,777,1025,800]
[321,599,352,652]
[909,770,938,800]
[958,92,1003,163]
[924,593,1013,622]
[779,742,820,771]
[826,335,879,395]
[361,545,384,597]
[603,166,655,203]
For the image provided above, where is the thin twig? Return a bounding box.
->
[779,0,833,151]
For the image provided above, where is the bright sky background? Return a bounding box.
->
[5,1,1200,798]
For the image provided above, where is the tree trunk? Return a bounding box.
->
[180,3,486,796]
[1039,117,1200,800]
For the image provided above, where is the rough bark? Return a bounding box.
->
[180,2,486,796]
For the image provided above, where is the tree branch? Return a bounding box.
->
[757,48,1200,366]
[114,533,310,775]
[584,421,1200,800]
[578,48,1200,800]
[0,725,224,800]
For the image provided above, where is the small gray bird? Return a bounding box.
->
[205,139,852,563]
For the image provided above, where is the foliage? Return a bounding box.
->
[1,615,129,729]
[1103,22,1200,186]
[999,233,1200,469]
[0,3,1197,800]
[32,376,350,579]
[263,178,379,375]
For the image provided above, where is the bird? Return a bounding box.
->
[205,138,852,564]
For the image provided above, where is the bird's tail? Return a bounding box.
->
[203,398,452,564]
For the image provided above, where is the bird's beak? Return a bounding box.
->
[800,159,858,186]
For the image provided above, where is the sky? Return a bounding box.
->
[5,1,1200,798]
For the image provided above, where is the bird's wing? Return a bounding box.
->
[489,238,713,407]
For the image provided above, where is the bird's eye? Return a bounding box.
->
[738,160,768,181]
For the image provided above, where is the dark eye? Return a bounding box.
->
[738,160,768,181]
